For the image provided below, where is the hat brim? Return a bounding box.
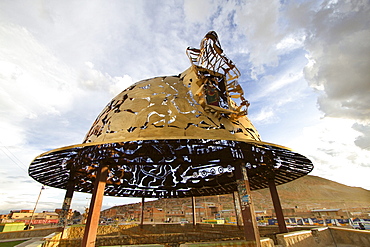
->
[29,138,313,198]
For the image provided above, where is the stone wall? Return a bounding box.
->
[40,224,370,247]
[64,224,138,239]
[41,232,62,247]
[43,224,245,247]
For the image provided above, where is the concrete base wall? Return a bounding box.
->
[276,228,333,247]
[276,227,370,247]
[179,238,274,247]
[39,225,370,247]
[41,232,63,247]
[329,227,370,247]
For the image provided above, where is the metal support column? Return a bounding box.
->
[59,178,75,227]
[232,191,242,227]
[140,196,145,228]
[268,179,288,233]
[235,163,261,246]
[192,196,197,226]
[81,165,108,247]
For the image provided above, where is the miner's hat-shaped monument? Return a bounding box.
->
[29,31,313,247]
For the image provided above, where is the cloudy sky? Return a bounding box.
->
[1,0,369,214]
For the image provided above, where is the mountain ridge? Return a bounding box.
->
[102,175,370,216]
[251,175,369,210]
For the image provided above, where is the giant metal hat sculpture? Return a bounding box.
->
[29,31,313,199]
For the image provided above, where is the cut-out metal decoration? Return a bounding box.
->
[186,31,249,118]
[29,31,313,198]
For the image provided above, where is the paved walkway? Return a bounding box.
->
[0,237,30,243]
[1,237,44,247]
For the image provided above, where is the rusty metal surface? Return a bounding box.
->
[81,165,108,247]
[268,179,288,233]
[28,31,313,198]
[235,164,261,244]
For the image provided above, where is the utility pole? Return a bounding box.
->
[26,186,45,230]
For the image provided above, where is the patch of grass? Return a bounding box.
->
[0,240,26,247]
[69,224,85,227]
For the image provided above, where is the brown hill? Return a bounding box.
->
[250,175,370,210]
[102,175,370,217]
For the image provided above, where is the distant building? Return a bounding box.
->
[7,209,60,225]
[311,209,343,218]
[100,195,370,225]
[0,214,9,219]
[55,208,73,216]
[255,210,267,217]
[37,211,59,221]
[9,210,34,220]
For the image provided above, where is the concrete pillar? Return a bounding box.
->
[235,163,261,246]
[81,165,108,247]
[268,179,288,233]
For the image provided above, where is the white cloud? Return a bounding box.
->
[353,123,370,150]
[0,123,25,147]
[288,117,370,189]
[78,62,134,95]
[236,0,283,77]
[252,107,276,124]
[109,75,134,95]
[247,53,315,131]
[299,1,370,150]
[0,24,78,146]
[276,33,306,53]
[183,0,215,23]
[254,71,304,100]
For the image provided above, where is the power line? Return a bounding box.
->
[0,143,29,174]
[1,143,28,167]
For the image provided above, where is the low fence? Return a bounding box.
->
[0,227,62,240]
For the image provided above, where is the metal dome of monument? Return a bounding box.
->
[28,31,313,246]
[29,32,312,197]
